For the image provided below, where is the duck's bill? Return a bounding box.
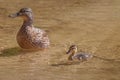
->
[8,13,19,18]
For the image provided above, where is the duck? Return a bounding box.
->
[66,45,93,61]
[9,8,50,50]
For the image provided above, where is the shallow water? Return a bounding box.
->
[0,0,120,80]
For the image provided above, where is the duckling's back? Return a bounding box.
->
[72,52,93,61]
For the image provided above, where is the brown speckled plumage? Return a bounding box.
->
[9,8,50,50]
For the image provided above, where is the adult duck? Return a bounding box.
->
[9,8,50,50]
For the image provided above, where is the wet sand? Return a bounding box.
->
[0,0,120,80]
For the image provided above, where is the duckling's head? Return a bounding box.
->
[9,8,33,20]
[66,45,77,54]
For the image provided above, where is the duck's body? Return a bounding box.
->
[17,26,49,49]
[72,52,93,61]
[9,8,50,50]
[66,45,92,61]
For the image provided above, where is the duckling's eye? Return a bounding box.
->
[20,10,25,13]
[71,47,76,49]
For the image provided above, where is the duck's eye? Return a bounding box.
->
[20,9,31,13]
[25,11,29,12]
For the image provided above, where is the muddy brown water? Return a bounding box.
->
[0,0,120,80]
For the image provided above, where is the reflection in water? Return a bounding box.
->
[51,61,81,66]
[0,47,21,57]
[0,47,39,57]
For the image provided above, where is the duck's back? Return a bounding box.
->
[73,52,93,60]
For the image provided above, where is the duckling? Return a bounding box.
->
[9,8,50,50]
[66,45,93,61]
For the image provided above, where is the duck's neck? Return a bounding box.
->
[68,52,75,60]
[22,18,33,27]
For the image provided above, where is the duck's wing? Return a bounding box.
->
[27,27,50,48]
[73,52,92,59]
[72,53,83,59]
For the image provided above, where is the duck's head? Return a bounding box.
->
[9,8,33,20]
[66,45,77,54]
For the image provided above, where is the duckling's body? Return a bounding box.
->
[9,8,50,50]
[72,52,93,61]
[66,45,93,61]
